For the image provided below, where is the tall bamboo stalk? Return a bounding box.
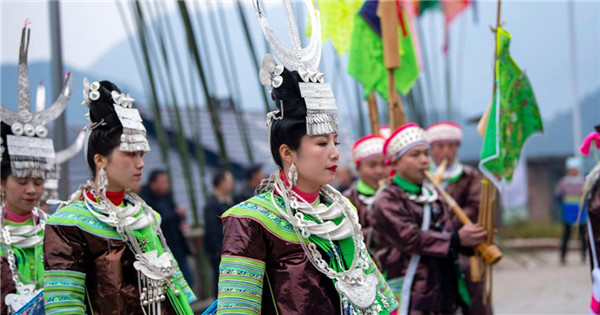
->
[178,0,231,170]
[236,0,271,114]
[125,1,172,181]
[211,1,255,164]
[140,1,199,225]
[155,1,209,204]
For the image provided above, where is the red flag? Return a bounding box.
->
[442,0,471,26]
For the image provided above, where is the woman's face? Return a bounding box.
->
[289,133,340,192]
[98,148,145,192]
[1,175,44,215]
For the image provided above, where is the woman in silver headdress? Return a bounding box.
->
[0,22,71,314]
[42,79,196,314]
[212,1,399,314]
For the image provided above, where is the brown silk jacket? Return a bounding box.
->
[370,182,461,313]
[445,165,482,231]
[43,199,195,315]
[215,191,399,314]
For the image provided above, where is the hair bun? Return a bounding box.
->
[88,81,123,128]
[271,69,307,120]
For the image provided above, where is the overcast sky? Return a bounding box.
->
[1,0,599,123]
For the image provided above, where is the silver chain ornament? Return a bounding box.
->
[1,205,46,313]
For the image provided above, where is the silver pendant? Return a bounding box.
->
[335,270,377,310]
[5,284,41,313]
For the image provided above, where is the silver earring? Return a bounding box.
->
[288,163,298,187]
[97,168,108,197]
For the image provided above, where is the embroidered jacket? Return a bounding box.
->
[43,199,196,314]
[216,191,398,314]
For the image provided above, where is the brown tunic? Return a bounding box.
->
[370,182,461,313]
[343,183,376,242]
[216,191,398,314]
[43,199,194,315]
[221,217,341,314]
[444,165,491,315]
[445,165,482,231]
[0,257,16,314]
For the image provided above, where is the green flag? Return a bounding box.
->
[479,27,543,185]
[347,5,419,100]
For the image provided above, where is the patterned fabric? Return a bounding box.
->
[13,290,44,315]
[217,255,266,314]
[219,191,399,314]
[367,257,397,310]
[479,27,543,185]
[44,197,195,314]
[0,217,44,285]
[46,201,121,239]
[43,270,86,315]
[222,192,304,244]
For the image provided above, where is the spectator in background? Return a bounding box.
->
[235,164,265,203]
[139,169,193,286]
[555,156,587,265]
[203,170,235,296]
[334,165,355,192]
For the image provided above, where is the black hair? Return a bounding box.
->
[86,80,124,176]
[1,122,12,182]
[269,69,308,168]
[148,169,167,184]
[212,170,231,188]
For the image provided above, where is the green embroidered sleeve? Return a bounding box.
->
[367,258,399,312]
[43,270,86,315]
[217,255,265,314]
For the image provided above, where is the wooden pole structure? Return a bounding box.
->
[378,1,407,130]
[367,92,380,135]
[474,0,503,305]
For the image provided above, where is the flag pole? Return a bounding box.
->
[378,1,407,130]
[476,0,502,306]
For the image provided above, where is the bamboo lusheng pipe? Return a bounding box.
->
[425,172,502,265]
[433,159,448,185]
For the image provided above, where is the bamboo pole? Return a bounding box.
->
[140,1,200,225]
[213,1,255,165]
[125,1,172,180]
[367,92,380,135]
[156,1,209,204]
[177,1,231,170]
[236,0,272,114]
[378,1,407,130]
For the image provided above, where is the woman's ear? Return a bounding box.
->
[94,154,107,171]
[279,144,295,166]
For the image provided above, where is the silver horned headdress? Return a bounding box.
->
[82,78,150,154]
[0,22,72,179]
[255,0,337,136]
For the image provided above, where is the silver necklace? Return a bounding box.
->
[1,205,46,313]
[80,183,180,315]
[271,174,389,314]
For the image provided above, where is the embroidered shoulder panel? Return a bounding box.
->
[47,200,161,240]
[222,192,304,244]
